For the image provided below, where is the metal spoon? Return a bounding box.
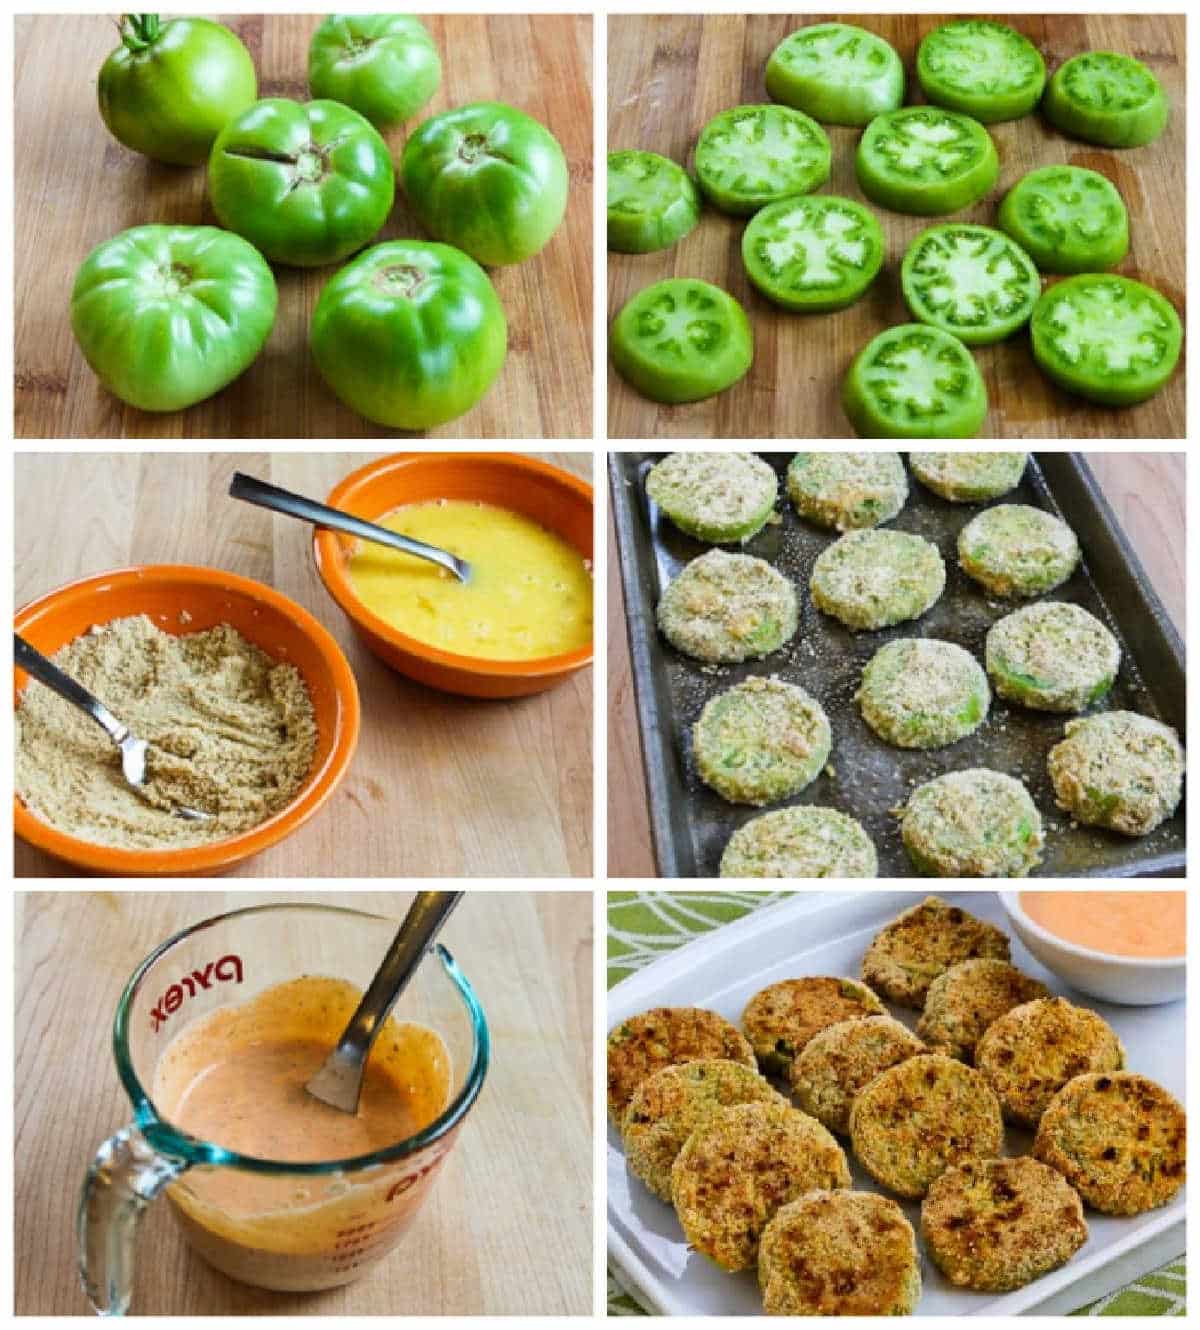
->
[14,633,211,822]
[306,891,464,1114]
[229,472,471,584]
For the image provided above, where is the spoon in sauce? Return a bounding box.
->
[14,633,212,822]
[229,472,472,584]
[306,891,464,1115]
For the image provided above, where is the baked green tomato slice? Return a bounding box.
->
[70,225,276,412]
[741,195,884,312]
[402,102,568,266]
[98,14,257,165]
[209,99,394,267]
[916,20,1046,123]
[856,107,999,215]
[901,223,1040,345]
[610,278,753,403]
[842,324,987,438]
[307,14,440,129]
[310,241,506,430]
[998,165,1129,273]
[1043,51,1168,148]
[607,150,700,253]
[1030,274,1182,406]
[765,23,904,127]
[693,105,830,216]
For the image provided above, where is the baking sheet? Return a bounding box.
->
[606,890,1187,1317]
[611,451,1186,878]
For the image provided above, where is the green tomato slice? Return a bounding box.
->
[310,241,507,430]
[765,23,904,126]
[1043,51,1169,148]
[70,224,277,413]
[607,150,701,253]
[901,223,1040,345]
[856,107,999,215]
[694,104,831,216]
[1030,274,1182,406]
[842,323,987,438]
[610,278,753,403]
[917,20,1046,123]
[741,195,883,312]
[998,165,1129,273]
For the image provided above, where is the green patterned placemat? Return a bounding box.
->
[607,891,1186,1317]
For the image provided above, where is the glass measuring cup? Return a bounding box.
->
[78,903,489,1315]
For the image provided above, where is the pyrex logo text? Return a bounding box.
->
[149,954,244,1031]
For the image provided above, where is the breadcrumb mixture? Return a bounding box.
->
[16,615,317,849]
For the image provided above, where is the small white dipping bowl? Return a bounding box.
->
[1001,892,1185,1006]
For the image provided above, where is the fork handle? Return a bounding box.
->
[229,472,468,581]
[14,634,129,746]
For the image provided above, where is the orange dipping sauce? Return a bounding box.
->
[1020,891,1185,959]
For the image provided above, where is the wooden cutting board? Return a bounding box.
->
[607,14,1186,440]
[14,14,593,439]
[14,452,592,878]
[607,452,1185,876]
[13,890,592,1315]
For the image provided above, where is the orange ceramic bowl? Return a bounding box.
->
[314,453,594,698]
[14,565,360,876]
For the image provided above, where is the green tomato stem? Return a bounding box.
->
[120,14,162,52]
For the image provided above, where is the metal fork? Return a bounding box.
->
[15,633,211,822]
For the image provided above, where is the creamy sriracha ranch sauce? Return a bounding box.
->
[1020,891,1185,958]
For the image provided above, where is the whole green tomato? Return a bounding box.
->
[308,14,441,129]
[310,240,507,429]
[70,225,277,412]
[209,98,395,267]
[98,14,257,165]
[401,102,568,266]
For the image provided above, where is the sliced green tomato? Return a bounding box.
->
[1030,274,1182,406]
[765,22,904,127]
[998,165,1129,273]
[842,323,987,438]
[900,223,1040,345]
[693,104,830,216]
[855,107,999,215]
[610,278,753,403]
[607,150,700,253]
[917,20,1046,123]
[1043,51,1169,148]
[741,195,883,312]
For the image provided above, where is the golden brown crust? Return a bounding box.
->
[849,1053,1004,1199]
[921,1156,1088,1291]
[759,1190,921,1315]
[621,1059,786,1201]
[671,1101,851,1272]
[742,976,885,1076]
[1034,1072,1187,1215]
[861,896,1011,1009]
[791,1015,926,1135]
[975,997,1125,1128]
[606,1007,756,1125]
[917,958,1051,1062]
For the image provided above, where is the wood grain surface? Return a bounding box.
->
[14,452,592,878]
[607,15,1186,440]
[14,14,593,439]
[13,890,592,1315]
[607,452,1186,877]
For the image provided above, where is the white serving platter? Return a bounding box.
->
[607,891,1186,1316]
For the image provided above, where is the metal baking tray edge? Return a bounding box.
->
[610,452,1186,880]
